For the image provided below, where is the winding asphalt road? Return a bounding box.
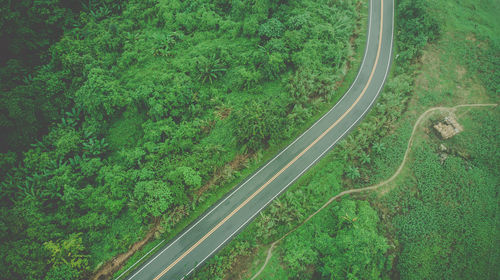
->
[121,0,393,279]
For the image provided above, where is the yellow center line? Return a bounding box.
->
[154,1,385,279]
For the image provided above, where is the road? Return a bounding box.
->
[122,0,394,279]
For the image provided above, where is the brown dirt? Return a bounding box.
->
[466,33,488,50]
[195,153,251,200]
[215,106,232,120]
[223,247,258,280]
[92,220,161,280]
[456,65,467,80]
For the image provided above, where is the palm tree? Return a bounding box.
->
[372,142,386,154]
[196,54,227,84]
[360,152,371,165]
[345,166,361,180]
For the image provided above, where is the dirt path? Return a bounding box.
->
[249,103,497,280]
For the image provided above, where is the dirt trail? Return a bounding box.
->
[249,103,497,280]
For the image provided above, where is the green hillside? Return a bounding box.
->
[0,0,363,279]
[1,0,498,279]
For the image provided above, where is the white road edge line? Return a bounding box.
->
[114,240,166,280]
[123,0,376,279]
[182,0,394,278]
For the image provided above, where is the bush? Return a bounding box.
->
[231,101,286,152]
[258,18,285,39]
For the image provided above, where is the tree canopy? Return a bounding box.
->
[0,0,360,279]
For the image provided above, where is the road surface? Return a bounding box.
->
[123,0,394,278]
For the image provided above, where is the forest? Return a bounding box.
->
[1,0,362,279]
[1,0,499,279]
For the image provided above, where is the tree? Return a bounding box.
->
[397,0,440,61]
[372,142,386,154]
[44,263,79,280]
[196,54,227,84]
[134,180,173,218]
[345,165,361,180]
[281,200,390,280]
[43,233,89,273]
[231,100,285,152]
[74,67,127,119]
[320,200,389,279]
[0,0,367,278]
[360,152,371,165]
[259,18,284,39]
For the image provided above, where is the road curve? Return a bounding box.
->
[122,0,394,279]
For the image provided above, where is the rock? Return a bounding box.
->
[433,115,463,139]
[439,144,448,152]
[445,116,464,133]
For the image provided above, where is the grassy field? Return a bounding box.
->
[370,0,500,278]
[375,106,499,279]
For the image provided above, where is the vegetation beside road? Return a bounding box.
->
[0,0,364,279]
[1,0,498,279]
[189,0,500,279]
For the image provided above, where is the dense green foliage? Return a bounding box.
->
[0,0,361,279]
[191,153,391,280]
[396,0,439,62]
[0,0,123,152]
[191,0,435,278]
[333,0,439,180]
[193,0,499,279]
[281,200,389,279]
[3,0,497,278]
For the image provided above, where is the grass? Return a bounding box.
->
[360,0,497,194]
[376,106,499,279]
[250,247,287,280]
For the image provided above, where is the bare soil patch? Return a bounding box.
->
[195,153,251,200]
[93,220,161,280]
[223,247,258,280]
